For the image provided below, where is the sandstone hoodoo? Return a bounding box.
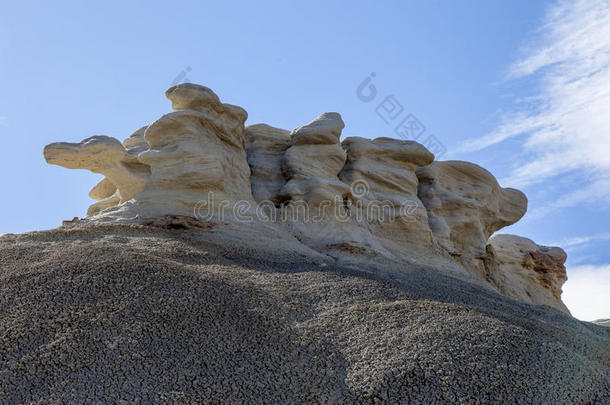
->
[279,112,349,207]
[244,124,292,204]
[24,83,608,402]
[42,83,570,314]
[339,136,435,249]
[485,234,570,313]
[135,84,252,218]
[416,161,528,279]
[43,133,151,215]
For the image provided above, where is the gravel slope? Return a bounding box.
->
[0,224,608,404]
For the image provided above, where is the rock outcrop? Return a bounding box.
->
[416,161,528,274]
[43,83,573,314]
[485,234,570,313]
[134,84,252,218]
[274,113,381,252]
[88,177,117,201]
[122,125,149,155]
[279,113,349,206]
[244,124,291,204]
[339,137,434,248]
[44,134,150,215]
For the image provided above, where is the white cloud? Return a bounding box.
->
[458,0,610,209]
[526,173,610,219]
[0,116,6,126]
[551,231,610,249]
[562,263,610,321]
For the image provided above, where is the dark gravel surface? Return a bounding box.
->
[0,225,608,404]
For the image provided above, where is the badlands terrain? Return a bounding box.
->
[0,83,608,403]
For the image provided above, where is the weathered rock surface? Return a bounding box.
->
[85,126,151,214]
[44,134,150,215]
[122,125,149,154]
[88,177,117,201]
[42,83,575,316]
[485,234,570,313]
[416,161,528,258]
[279,112,349,206]
[244,124,291,204]
[273,113,376,252]
[25,82,610,401]
[339,136,435,248]
[0,226,607,403]
[134,84,252,218]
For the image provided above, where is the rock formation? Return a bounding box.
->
[416,161,528,277]
[339,137,434,248]
[485,234,569,313]
[88,178,117,201]
[44,133,150,215]
[134,84,252,218]
[43,83,572,314]
[244,124,291,204]
[21,82,610,402]
[279,113,349,206]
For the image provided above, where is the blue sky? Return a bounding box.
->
[0,0,608,320]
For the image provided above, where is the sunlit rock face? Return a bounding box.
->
[134,84,253,218]
[43,132,150,216]
[416,161,527,276]
[272,112,373,251]
[279,113,349,207]
[416,161,528,257]
[339,136,434,248]
[43,83,571,314]
[485,234,569,313]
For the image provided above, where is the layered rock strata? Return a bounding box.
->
[416,161,528,257]
[279,113,349,206]
[244,124,291,204]
[485,234,570,313]
[44,134,150,215]
[134,84,252,218]
[42,83,571,313]
[339,136,435,248]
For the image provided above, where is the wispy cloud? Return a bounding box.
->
[457,0,610,209]
[0,116,6,126]
[562,263,610,321]
[526,174,610,219]
[551,231,610,249]
[548,232,610,264]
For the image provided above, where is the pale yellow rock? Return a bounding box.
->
[273,113,385,253]
[244,124,291,204]
[122,125,149,153]
[42,83,576,315]
[87,126,150,211]
[87,194,122,216]
[280,113,349,206]
[416,161,527,258]
[165,84,247,150]
[44,135,151,215]
[133,84,253,218]
[486,234,570,314]
[339,137,435,247]
[88,177,117,201]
